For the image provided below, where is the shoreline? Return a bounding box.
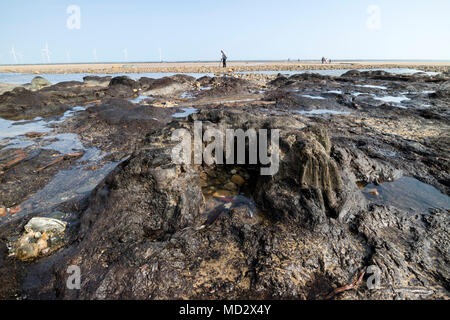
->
[1,61,450,75]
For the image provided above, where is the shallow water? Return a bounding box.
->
[327,90,343,94]
[128,95,151,104]
[296,109,350,115]
[0,107,85,149]
[41,133,84,154]
[374,95,410,104]
[356,84,388,90]
[173,107,198,118]
[1,162,119,223]
[362,177,450,213]
[301,94,326,100]
[238,68,441,77]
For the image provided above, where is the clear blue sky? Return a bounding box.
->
[1,0,449,64]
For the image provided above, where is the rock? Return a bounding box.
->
[24,217,67,236]
[36,238,48,251]
[16,243,39,260]
[231,174,245,186]
[0,207,5,217]
[367,189,379,197]
[30,76,52,90]
[223,182,238,191]
[213,190,234,198]
[341,70,361,77]
[83,76,112,87]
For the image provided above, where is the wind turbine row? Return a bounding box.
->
[6,46,164,64]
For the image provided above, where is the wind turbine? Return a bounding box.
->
[10,45,18,64]
[93,48,98,62]
[158,48,162,63]
[123,48,128,62]
[66,50,71,63]
[41,43,51,63]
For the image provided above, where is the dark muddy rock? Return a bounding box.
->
[341,70,361,78]
[0,71,449,300]
[141,75,195,97]
[0,87,71,120]
[196,76,256,97]
[137,77,156,90]
[83,76,112,87]
[0,80,109,120]
[106,76,138,98]
[58,98,176,160]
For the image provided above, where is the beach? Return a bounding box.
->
[1,60,450,75]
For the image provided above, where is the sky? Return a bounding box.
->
[0,0,449,64]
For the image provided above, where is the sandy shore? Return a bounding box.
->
[0,61,449,75]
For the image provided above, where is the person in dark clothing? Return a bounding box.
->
[221,50,227,68]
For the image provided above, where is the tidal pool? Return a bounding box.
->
[362,177,450,213]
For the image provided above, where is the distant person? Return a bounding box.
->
[221,50,227,68]
[321,57,325,64]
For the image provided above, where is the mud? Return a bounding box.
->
[0,71,449,300]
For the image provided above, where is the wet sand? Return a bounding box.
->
[1,61,449,75]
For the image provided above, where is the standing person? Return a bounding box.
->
[221,50,227,68]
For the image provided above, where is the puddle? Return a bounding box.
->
[327,90,343,94]
[172,107,198,118]
[41,133,84,154]
[356,84,388,90]
[238,68,441,78]
[199,166,264,228]
[296,109,350,116]
[0,118,52,141]
[374,95,410,104]
[362,177,450,213]
[179,91,195,99]
[129,95,151,104]
[0,107,86,150]
[1,162,119,223]
[301,94,326,100]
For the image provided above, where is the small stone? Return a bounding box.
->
[16,243,39,261]
[223,182,238,191]
[24,217,66,236]
[31,76,52,90]
[231,175,245,186]
[9,206,21,215]
[213,190,233,198]
[0,207,6,217]
[367,189,379,197]
[37,238,48,251]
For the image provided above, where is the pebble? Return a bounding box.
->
[213,190,233,198]
[367,189,380,197]
[223,182,238,191]
[231,175,245,186]
[0,207,6,217]
[16,243,39,260]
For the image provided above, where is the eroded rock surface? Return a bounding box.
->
[0,71,449,300]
